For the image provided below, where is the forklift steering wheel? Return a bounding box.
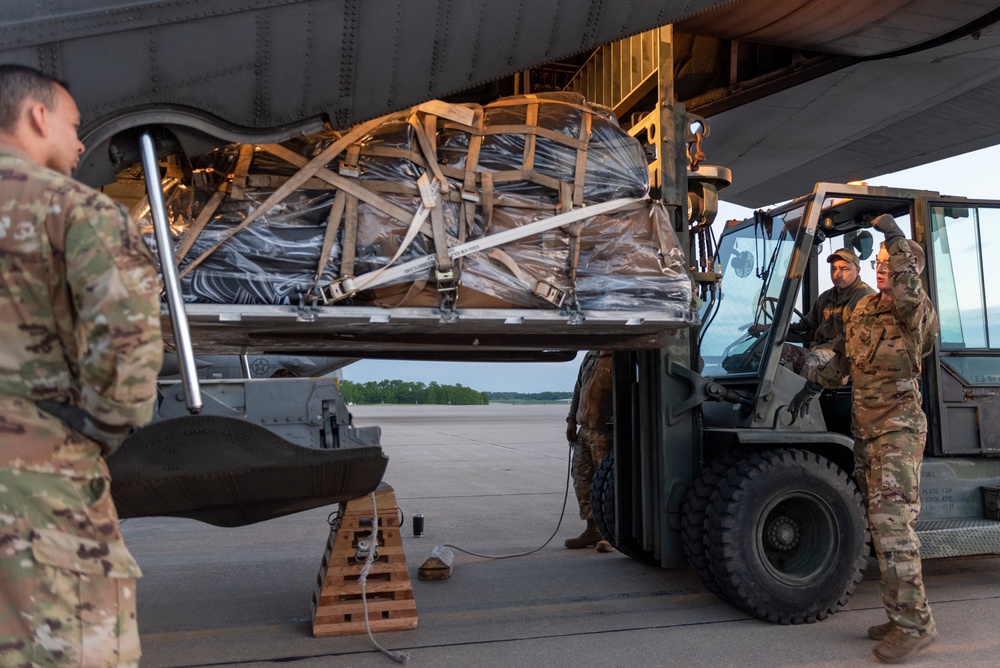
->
[761,296,805,321]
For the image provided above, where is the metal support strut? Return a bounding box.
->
[139,130,203,413]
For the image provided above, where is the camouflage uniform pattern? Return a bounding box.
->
[814,238,938,637]
[787,275,874,347]
[787,275,873,378]
[0,147,163,666]
[568,351,613,520]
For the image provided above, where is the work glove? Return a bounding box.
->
[787,381,823,423]
[566,419,578,443]
[36,400,132,456]
[871,214,904,245]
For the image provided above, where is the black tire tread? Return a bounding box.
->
[705,448,868,624]
[681,452,744,601]
[590,450,658,565]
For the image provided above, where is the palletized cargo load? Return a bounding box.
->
[124,93,697,354]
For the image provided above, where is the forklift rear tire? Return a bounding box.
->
[590,450,658,565]
[704,448,867,624]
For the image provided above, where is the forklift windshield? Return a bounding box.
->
[700,204,806,377]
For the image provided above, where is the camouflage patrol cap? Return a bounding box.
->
[827,248,860,267]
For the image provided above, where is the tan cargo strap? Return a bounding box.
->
[174,186,226,265]
[522,97,538,172]
[341,195,358,281]
[339,144,362,177]
[358,145,424,164]
[460,106,486,243]
[462,112,484,204]
[481,247,567,308]
[409,110,449,194]
[424,177,454,290]
[320,197,645,302]
[258,143,415,225]
[484,95,598,116]
[316,183,440,304]
[178,114,386,279]
[229,143,255,200]
[572,111,592,207]
[311,190,347,286]
[480,171,494,232]
[408,102,487,297]
[480,125,588,151]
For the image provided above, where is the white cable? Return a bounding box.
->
[358,491,410,664]
[354,440,574,664]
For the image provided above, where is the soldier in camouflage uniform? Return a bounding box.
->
[790,214,938,663]
[784,247,874,378]
[0,65,163,667]
[565,350,613,551]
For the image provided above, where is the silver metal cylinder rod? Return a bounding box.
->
[240,355,252,379]
[139,130,203,413]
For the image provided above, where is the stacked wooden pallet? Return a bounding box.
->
[311,483,417,637]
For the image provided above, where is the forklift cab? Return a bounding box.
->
[704,182,1000,464]
[601,182,1000,625]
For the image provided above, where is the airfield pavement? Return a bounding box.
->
[123,404,1000,667]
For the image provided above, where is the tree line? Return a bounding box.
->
[340,379,488,405]
[487,391,572,402]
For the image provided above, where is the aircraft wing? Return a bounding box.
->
[675,1,1000,207]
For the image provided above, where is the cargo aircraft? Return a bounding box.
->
[2,0,999,526]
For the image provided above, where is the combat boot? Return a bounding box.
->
[565,519,602,549]
[872,625,936,664]
[868,621,894,640]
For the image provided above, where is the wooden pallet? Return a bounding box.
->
[311,483,418,636]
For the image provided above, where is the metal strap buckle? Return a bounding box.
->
[533,281,566,308]
[339,145,361,177]
[338,162,360,178]
[435,268,457,293]
[318,277,355,304]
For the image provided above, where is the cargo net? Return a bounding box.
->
[134,92,693,316]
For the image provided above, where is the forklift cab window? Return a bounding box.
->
[700,206,802,377]
[929,205,1000,349]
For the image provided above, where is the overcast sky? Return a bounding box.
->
[343,144,1000,393]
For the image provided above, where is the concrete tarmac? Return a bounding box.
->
[124,404,1000,667]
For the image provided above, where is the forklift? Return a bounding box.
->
[596,182,1000,623]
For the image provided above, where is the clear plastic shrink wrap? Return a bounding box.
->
[136,92,694,316]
